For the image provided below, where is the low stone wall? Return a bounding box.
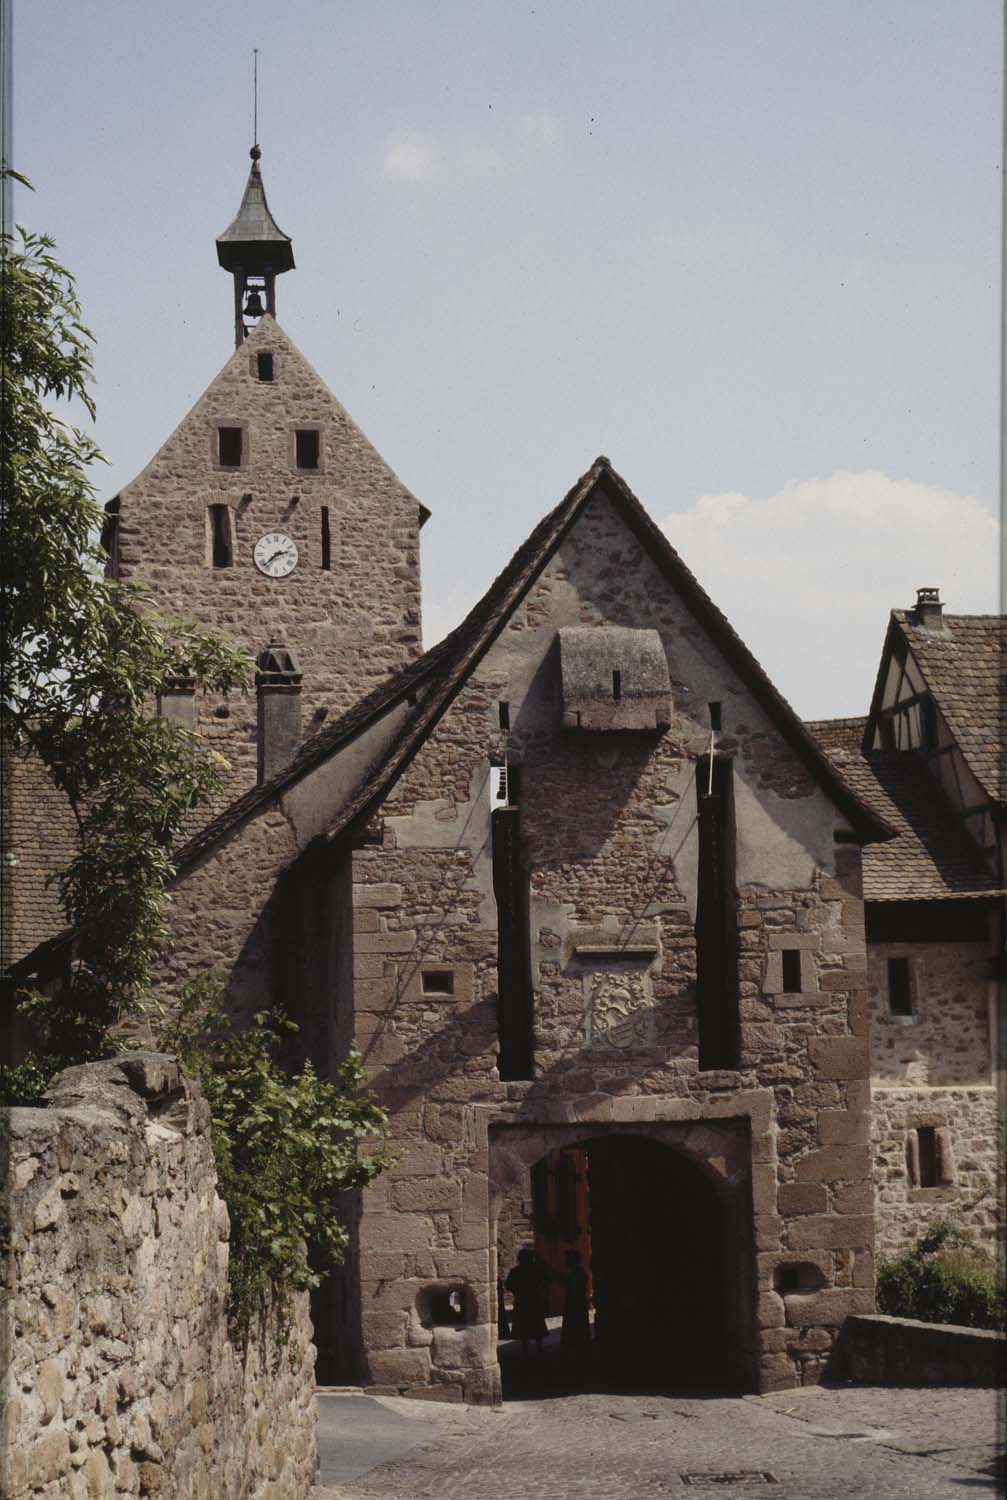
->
[832,1313,1005,1386]
[2,1053,318,1500]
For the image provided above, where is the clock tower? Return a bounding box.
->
[105,146,426,800]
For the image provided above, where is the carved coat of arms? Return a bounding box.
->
[584,970,655,1050]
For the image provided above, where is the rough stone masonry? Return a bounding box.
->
[3,1053,318,1500]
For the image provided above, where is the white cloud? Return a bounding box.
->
[422,470,995,723]
[382,129,439,183]
[380,113,560,186]
[659,471,998,719]
[517,112,561,154]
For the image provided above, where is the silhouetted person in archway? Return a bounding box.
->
[560,1249,591,1364]
[505,1248,547,1357]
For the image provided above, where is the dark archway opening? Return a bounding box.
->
[498,1135,740,1398]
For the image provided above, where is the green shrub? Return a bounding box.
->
[877,1208,1005,1332]
[156,975,391,1347]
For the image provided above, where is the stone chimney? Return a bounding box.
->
[913,587,944,629]
[157,672,197,728]
[255,641,302,784]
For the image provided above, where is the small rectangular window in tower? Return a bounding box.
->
[709,701,722,731]
[888,956,912,1016]
[916,1126,939,1187]
[781,949,802,994]
[257,351,274,382]
[207,504,234,569]
[295,429,320,470]
[612,669,622,701]
[320,506,331,570]
[498,701,510,731]
[218,427,243,467]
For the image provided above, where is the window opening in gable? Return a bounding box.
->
[295,429,320,469]
[709,701,722,731]
[421,970,454,996]
[612,670,622,701]
[781,949,802,993]
[888,956,912,1016]
[207,504,234,568]
[916,1126,939,1187]
[218,427,243,467]
[498,701,510,731]
[257,351,274,382]
[321,506,331,570]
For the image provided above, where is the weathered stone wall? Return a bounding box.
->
[871,1084,1000,1258]
[867,941,992,1085]
[115,317,422,801]
[832,1313,1006,1386]
[2,1053,317,1500]
[343,488,874,1399]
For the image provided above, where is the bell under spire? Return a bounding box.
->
[216,145,295,348]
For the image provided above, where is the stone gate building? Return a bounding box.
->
[7,149,1003,1403]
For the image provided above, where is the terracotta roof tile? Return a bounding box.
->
[896,613,1005,803]
[808,740,1002,902]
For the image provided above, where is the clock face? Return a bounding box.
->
[254,532,298,578]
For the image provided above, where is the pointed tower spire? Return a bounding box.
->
[216,144,295,348]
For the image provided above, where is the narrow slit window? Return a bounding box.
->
[320,506,331,570]
[498,701,510,731]
[295,429,320,469]
[612,670,622,701]
[781,949,802,993]
[888,956,912,1016]
[493,774,533,1081]
[695,757,740,1070]
[709,701,722,731]
[917,1126,939,1187]
[257,351,274,382]
[218,427,243,467]
[421,971,454,996]
[207,504,233,568]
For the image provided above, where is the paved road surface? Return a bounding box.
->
[313,1383,1004,1499]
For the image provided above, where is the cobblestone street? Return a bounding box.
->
[314,1384,1004,1500]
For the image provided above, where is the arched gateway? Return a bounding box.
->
[491,1122,757,1396]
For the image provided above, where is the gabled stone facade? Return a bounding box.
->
[152,460,887,1401]
[109,316,425,800]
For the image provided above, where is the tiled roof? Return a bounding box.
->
[807,732,1002,902]
[896,613,1005,803]
[8,748,78,964]
[805,716,867,755]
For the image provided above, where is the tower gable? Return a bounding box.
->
[113,316,425,797]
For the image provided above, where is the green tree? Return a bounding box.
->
[157,977,391,1346]
[1,203,250,1089]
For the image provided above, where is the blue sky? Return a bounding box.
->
[16,1,1002,716]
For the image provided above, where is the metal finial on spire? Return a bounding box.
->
[217,52,294,349]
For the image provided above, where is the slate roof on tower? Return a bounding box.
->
[216,146,295,273]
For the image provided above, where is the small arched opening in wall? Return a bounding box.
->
[490,1122,757,1399]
